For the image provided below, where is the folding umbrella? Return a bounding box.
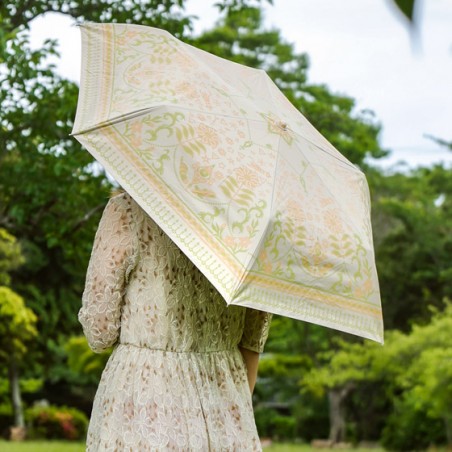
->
[71,22,384,344]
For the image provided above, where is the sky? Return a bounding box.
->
[28,0,452,170]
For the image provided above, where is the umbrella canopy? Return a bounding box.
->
[71,22,384,344]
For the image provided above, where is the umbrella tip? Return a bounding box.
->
[278,121,288,131]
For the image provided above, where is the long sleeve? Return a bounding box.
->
[78,194,138,353]
[238,307,273,353]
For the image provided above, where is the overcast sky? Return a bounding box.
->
[29,0,452,170]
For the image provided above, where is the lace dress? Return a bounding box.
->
[78,192,273,451]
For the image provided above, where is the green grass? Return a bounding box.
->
[0,440,388,452]
[0,441,388,452]
[265,445,385,452]
[0,441,85,452]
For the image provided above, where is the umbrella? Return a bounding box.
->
[71,22,384,344]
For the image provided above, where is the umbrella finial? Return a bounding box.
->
[278,121,288,131]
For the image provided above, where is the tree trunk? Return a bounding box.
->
[9,356,24,428]
[328,382,355,443]
[444,414,452,447]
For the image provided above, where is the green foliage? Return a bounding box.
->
[65,336,111,383]
[0,379,43,435]
[0,1,193,37]
[0,286,37,360]
[272,416,297,442]
[368,164,452,331]
[255,407,297,441]
[380,396,446,450]
[0,0,199,381]
[1,0,451,446]
[192,6,386,166]
[255,406,278,437]
[300,301,452,446]
[25,404,88,441]
[0,402,13,436]
[391,0,417,23]
[0,229,24,286]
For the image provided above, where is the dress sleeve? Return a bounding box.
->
[78,195,137,353]
[238,307,273,353]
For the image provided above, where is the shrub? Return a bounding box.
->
[255,406,297,441]
[255,406,278,437]
[380,398,446,450]
[273,415,296,441]
[0,403,13,438]
[25,404,88,441]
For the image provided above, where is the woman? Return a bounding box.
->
[79,187,273,451]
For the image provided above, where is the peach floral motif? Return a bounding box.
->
[223,236,235,247]
[214,171,224,181]
[239,237,251,248]
[176,82,199,100]
[172,53,197,69]
[258,249,273,274]
[235,166,261,189]
[201,92,213,110]
[353,278,373,299]
[286,199,305,223]
[129,122,143,148]
[197,124,219,148]
[191,163,214,185]
[223,235,251,250]
[302,241,335,277]
[116,30,140,47]
[323,209,344,234]
[249,162,270,179]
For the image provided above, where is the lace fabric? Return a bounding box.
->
[79,192,273,451]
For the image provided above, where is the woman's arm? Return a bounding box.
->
[238,346,260,394]
[238,307,273,394]
[78,194,137,353]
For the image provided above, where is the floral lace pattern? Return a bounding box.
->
[79,192,273,451]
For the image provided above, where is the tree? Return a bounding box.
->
[367,164,452,331]
[0,0,201,385]
[1,0,388,387]
[0,228,24,285]
[0,287,38,429]
[300,301,452,447]
[191,6,387,166]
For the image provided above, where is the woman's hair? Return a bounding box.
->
[109,185,127,198]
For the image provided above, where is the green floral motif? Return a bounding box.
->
[175,124,206,157]
[330,233,355,259]
[199,207,226,241]
[146,112,184,142]
[114,30,176,65]
[220,176,255,207]
[254,212,307,280]
[231,200,266,236]
[178,159,216,199]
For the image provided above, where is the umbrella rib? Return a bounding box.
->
[69,107,161,136]
[72,105,363,177]
[70,105,271,137]
[230,134,283,301]
[259,70,361,173]
[294,135,364,173]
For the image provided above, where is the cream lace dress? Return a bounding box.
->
[78,192,273,451]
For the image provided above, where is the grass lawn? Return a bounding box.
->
[0,440,387,452]
[0,441,85,451]
[265,444,385,452]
